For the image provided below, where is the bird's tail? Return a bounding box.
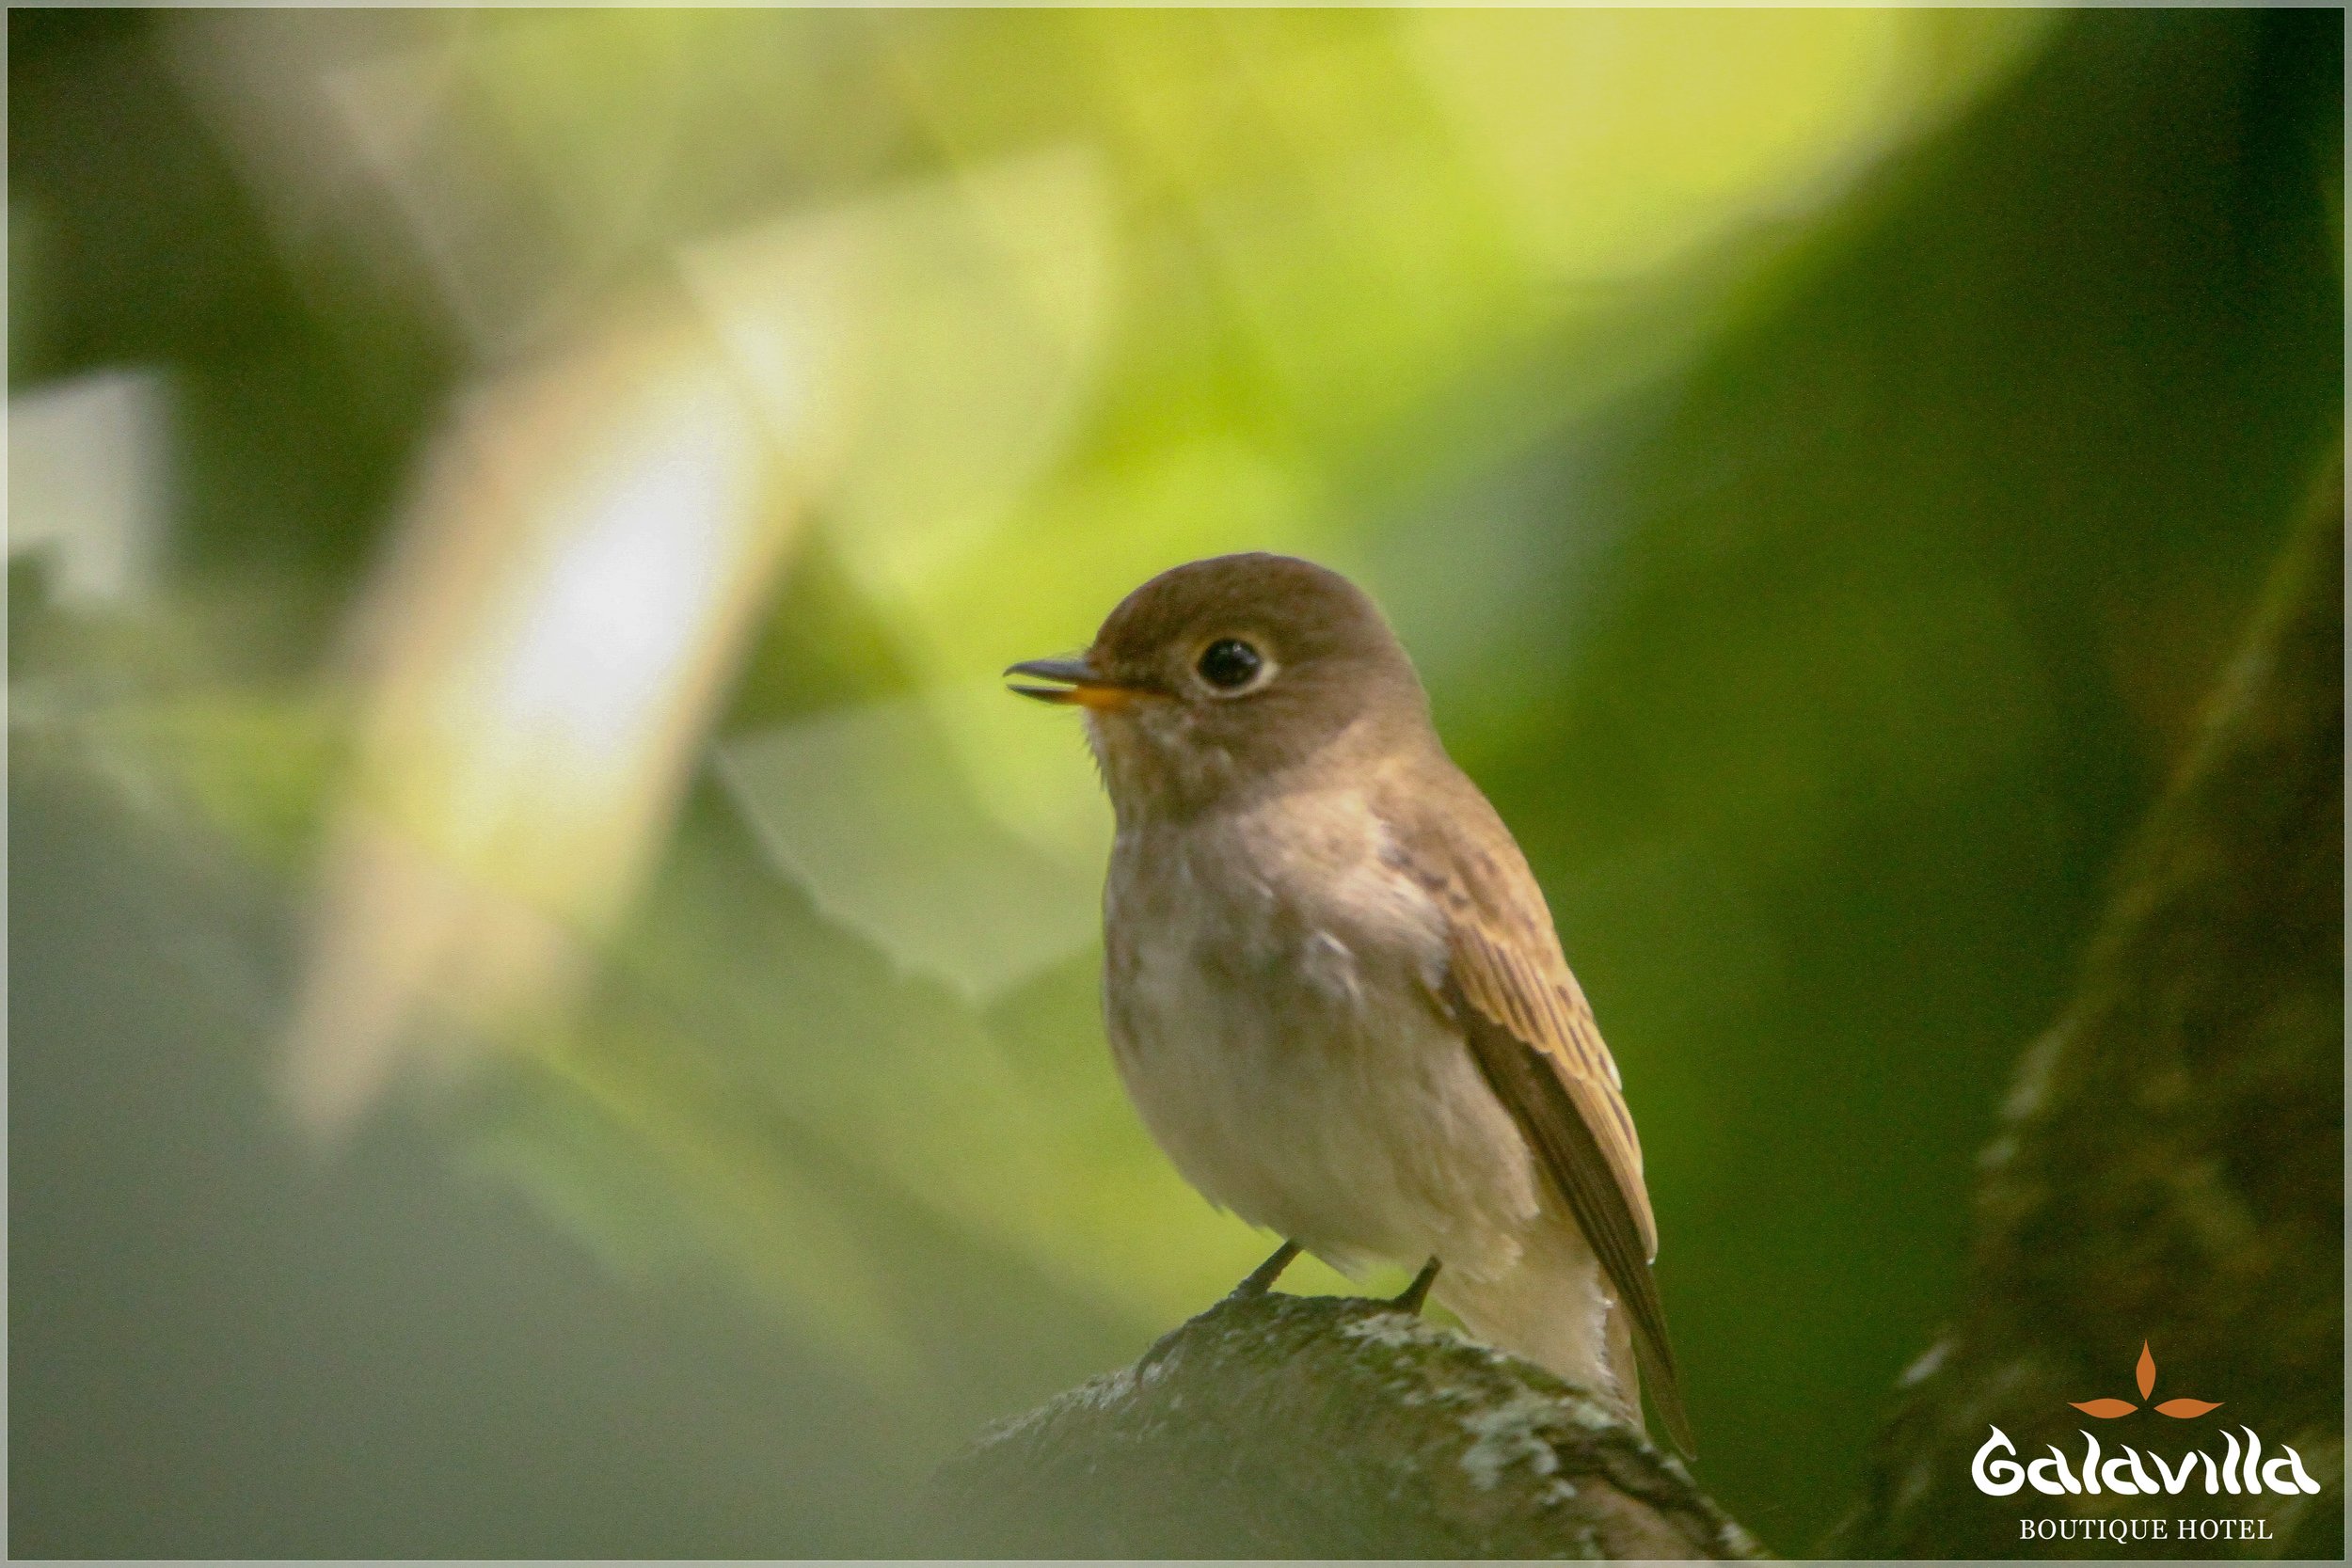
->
[1432,1222,1647,1433]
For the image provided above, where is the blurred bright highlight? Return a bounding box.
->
[286,306,791,1131]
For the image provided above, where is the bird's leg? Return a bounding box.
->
[1230,1239,1302,1299]
[1390,1257,1441,1314]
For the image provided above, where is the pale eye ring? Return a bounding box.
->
[1196,637,1269,693]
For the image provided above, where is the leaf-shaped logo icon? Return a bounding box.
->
[2067,1342,2219,1420]
[2155,1398,2222,1418]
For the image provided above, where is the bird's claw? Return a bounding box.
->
[1389,1257,1441,1314]
[1231,1239,1303,1299]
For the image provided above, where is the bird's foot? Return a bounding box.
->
[1388,1257,1441,1314]
[1229,1239,1302,1300]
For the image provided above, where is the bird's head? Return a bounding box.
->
[1008,552,1430,822]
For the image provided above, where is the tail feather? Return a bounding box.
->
[1605,1295,1642,1425]
[1631,1303,1696,1456]
[1431,1222,1692,1456]
[1432,1225,1632,1419]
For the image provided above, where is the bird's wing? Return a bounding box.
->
[1385,783,1694,1456]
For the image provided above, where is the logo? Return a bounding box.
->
[1970,1343,2321,1501]
[2066,1340,2219,1420]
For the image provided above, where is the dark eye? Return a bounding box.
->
[1197,638,1263,691]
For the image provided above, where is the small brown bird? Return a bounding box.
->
[1007,552,1692,1455]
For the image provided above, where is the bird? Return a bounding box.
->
[1006,551,1693,1455]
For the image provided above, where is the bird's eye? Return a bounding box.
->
[1196,638,1264,691]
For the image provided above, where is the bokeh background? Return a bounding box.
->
[9,8,2341,1557]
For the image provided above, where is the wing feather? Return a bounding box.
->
[1385,785,1694,1456]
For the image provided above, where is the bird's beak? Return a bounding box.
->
[1005,656,1142,710]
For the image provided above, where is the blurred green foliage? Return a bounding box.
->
[10,8,2340,1557]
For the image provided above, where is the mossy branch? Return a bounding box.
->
[925,1289,1761,1559]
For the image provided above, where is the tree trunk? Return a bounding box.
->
[1839,466,2345,1560]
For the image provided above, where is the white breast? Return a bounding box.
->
[1102,789,1540,1280]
